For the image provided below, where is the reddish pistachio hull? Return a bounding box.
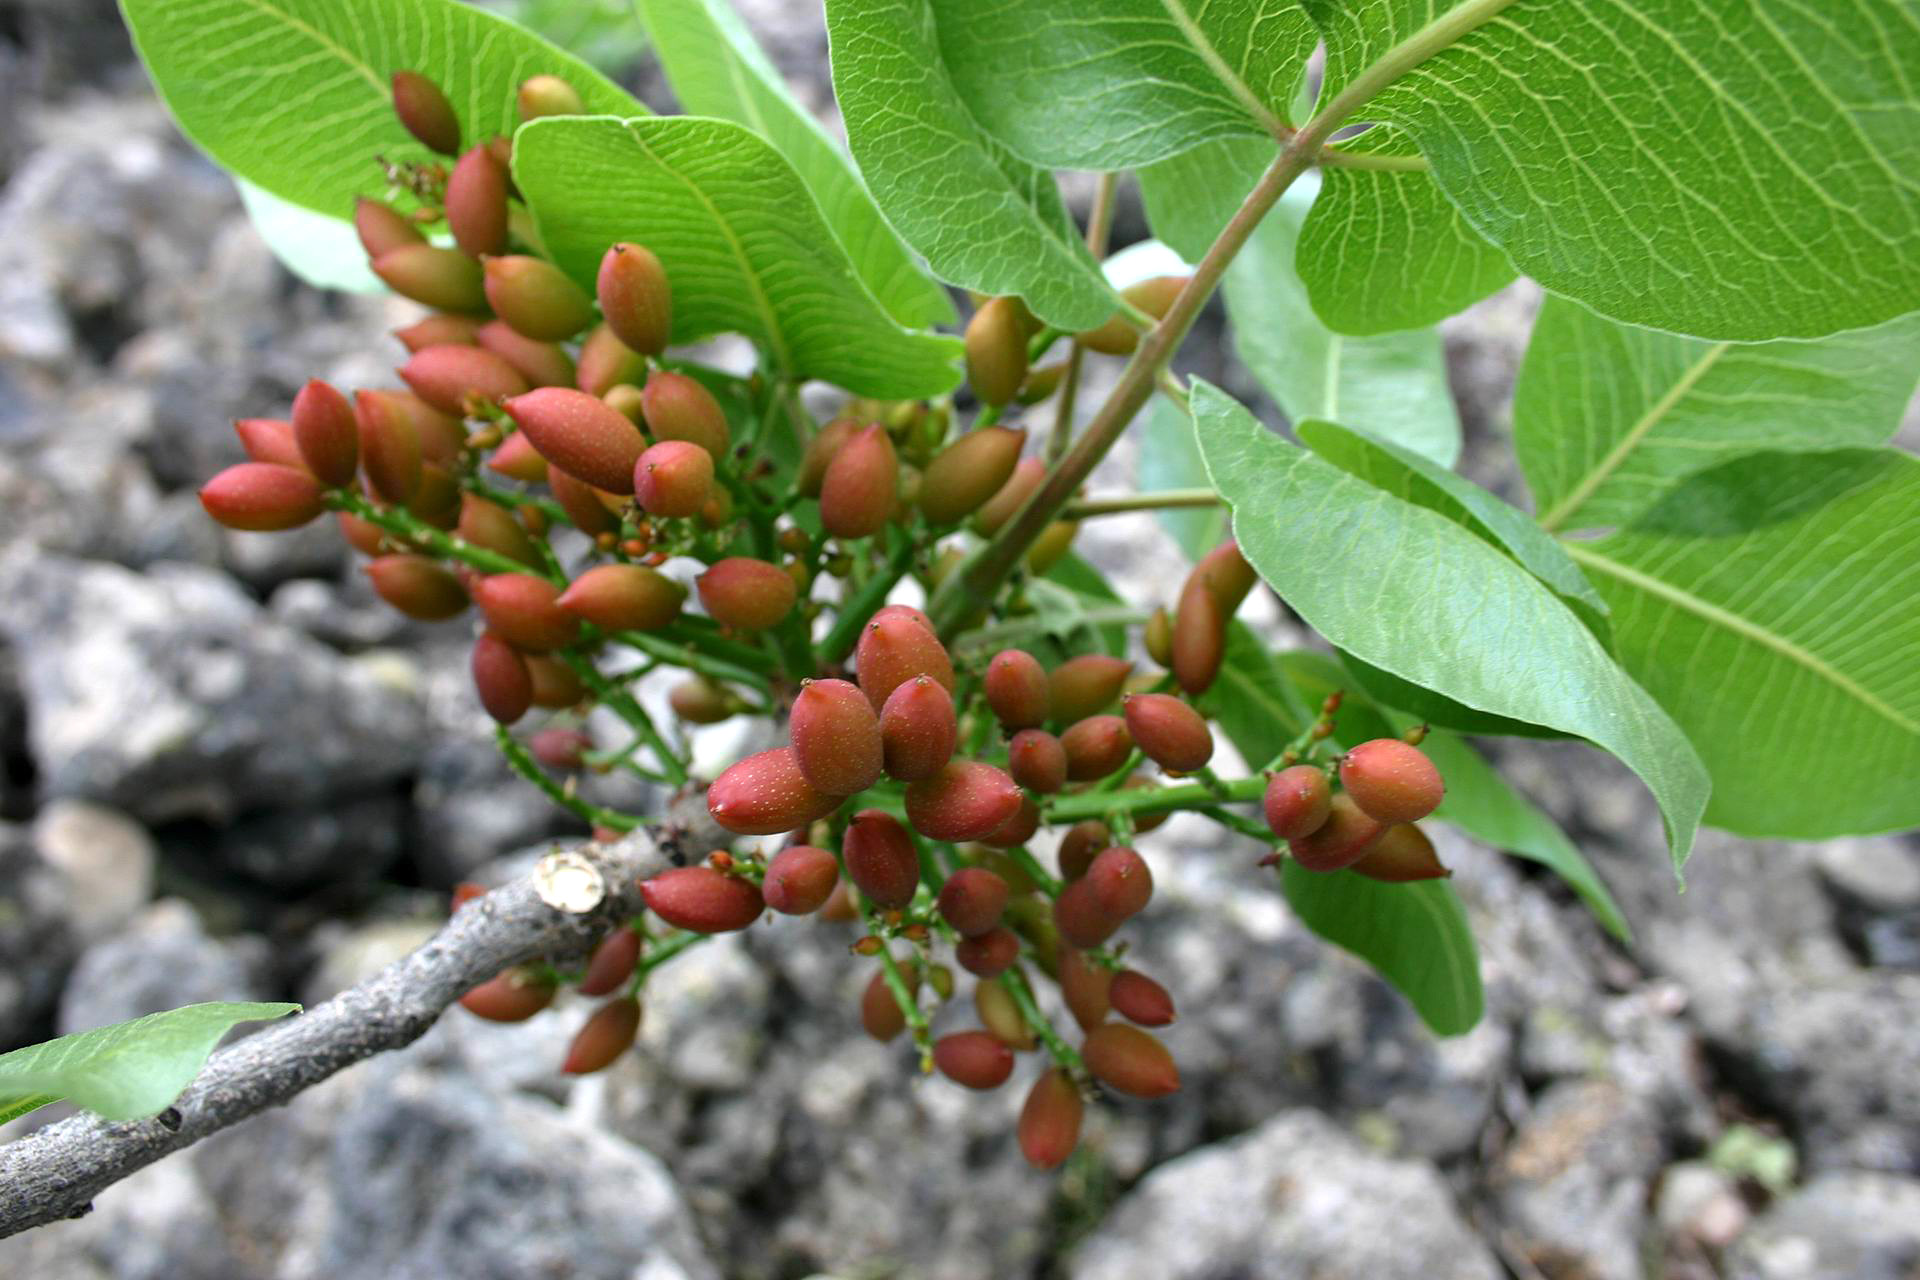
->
[762,845,841,915]
[1264,765,1331,840]
[842,809,921,909]
[458,969,553,1022]
[1018,1068,1084,1170]
[399,343,529,415]
[562,995,641,1074]
[1049,654,1132,723]
[1083,1023,1180,1097]
[708,746,840,835]
[936,867,1008,937]
[198,463,325,531]
[474,573,580,651]
[855,608,955,710]
[365,554,468,621]
[470,630,533,725]
[504,387,645,495]
[1288,793,1387,872]
[291,379,358,486]
[879,676,957,782]
[634,439,714,518]
[933,1030,1015,1090]
[790,678,884,796]
[955,926,1020,979]
[597,242,672,357]
[1008,729,1068,795]
[904,761,1021,843]
[696,557,797,631]
[1340,738,1445,824]
[985,648,1049,729]
[1122,693,1214,773]
[556,564,686,632]
[640,866,764,933]
[1109,969,1176,1026]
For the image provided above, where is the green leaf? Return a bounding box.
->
[1304,0,1920,340]
[1295,125,1515,336]
[1279,863,1483,1037]
[1335,651,1570,740]
[1197,622,1316,761]
[1569,449,1920,839]
[635,0,954,330]
[824,0,1114,330]
[1137,135,1272,263]
[926,0,1316,169]
[1224,176,1461,468]
[1519,298,1920,534]
[0,1002,299,1125]
[119,0,639,220]
[513,116,960,399]
[1041,553,1131,658]
[1192,381,1710,877]
[1297,419,1610,643]
[1138,397,1230,561]
[235,178,383,294]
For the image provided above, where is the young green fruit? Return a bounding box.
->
[578,927,642,996]
[936,867,1009,937]
[1144,606,1174,667]
[957,926,1021,980]
[972,455,1044,537]
[556,564,685,632]
[575,323,648,397]
[1057,944,1112,1032]
[395,313,481,352]
[918,426,1026,526]
[1076,275,1187,356]
[1122,693,1213,773]
[1171,572,1226,697]
[354,196,425,259]
[1049,654,1132,723]
[791,678,885,796]
[1288,792,1387,872]
[291,379,358,486]
[933,1030,1015,1090]
[446,144,509,257]
[1086,846,1152,921]
[456,493,543,568]
[517,74,585,121]
[696,557,797,631]
[1109,969,1176,1027]
[879,675,957,782]
[634,439,714,518]
[640,866,765,933]
[504,387,646,495]
[372,245,486,312]
[763,845,841,915]
[1061,714,1132,782]
[1026,520,1078,575]
[1007,728,1068,794]
[459,969,554,1022]
[484,255,595,341]
[964,296,1028,407]
[1339,738,1445,824]
[233,418,304,470]
[975,974,1035,1046]
[860,961,920,1043]
[669,675,737,724]
[476,320,575,388]
[1053,874,1121,950]
[1057,820,1111,882]
[855,607,955,710]
[984,648,1049,730]
[563,995,642,1074]
[1264,765,1331,840]
[796,418,858,498]
[399,344,529,415]
[471,630,533,724]
[1350,823,1450,883]
[1018,1068,1085,1170]
[708,746,839,835]
[473,574,579,651]
[904,761,1022,843]
[1083,1023,1180,1097]
[408,463,461,528]
[820,423,898,540]
[640,370,731,459]
[365,554,468,621]
[391,70,461,155]
[597,242,672,357]
[842,808,921,909]
[198,463,324,531]
[1016,361,1066,406]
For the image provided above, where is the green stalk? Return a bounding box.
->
[998,966,1083,1075]
[495,726,646,832]
[560,653,689,787]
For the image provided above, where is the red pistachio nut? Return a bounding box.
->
[707,746,839,835]
[640,866,764,933]
[596,242,672,357]
[791,678,885,796]
[198,463,324,531]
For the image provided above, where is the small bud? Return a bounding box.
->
[791,678,885,796]
[669,675,736,724]
[879,676,958,783]
[933,1030,1015,1090]
[485,255,595,341]
[1288,792,1387,872]
[365,554,468,620]
[576,323,649,398]
[708,746,840,835]
[372,244,487,312]
[578,927,642,995]
[446,144,509,257]
[473,573,580,651]
[640,370,731,459]
[763,845,841,915]
[1049,654,1132,723]
[504,387,646,495]
[1083,1023,1180,1097]
[984,648,1049,730]
[1018,1068,1085,1170]
[919,426,1026,526]
[291,380,358,486]
[696,557,798,631]
[459,968,555,1022]
[957,926,1021,980]
[1086,846,1152,922]
[1057,820,1111,882]
[486,430,549,484]
[820,424,898,540]
[1061,714,1132,783]
[1122,693,1213,774]
[842,808,921,909]
[476,320,576,388]
[597,242,672,357]
[640,866,765,933]
[562,995,642,1074]
[518,73,585,122]
[392,70,461,156]
[399,344,529,415]
[555,564,686,632]
[796,418,858,498]
[1339,738,1445,824]
[1264,765,1331,840]
[855,606,955,710]
[904,761,1022,843]
[1109,969,1176,1026]
[936,867,1009,937]
[198,463,324,531]
[471,631,534,724]
[1007,729,1068,795]
[972,455,1045,537]
[964,297,1028,406]
[354,196,425,259]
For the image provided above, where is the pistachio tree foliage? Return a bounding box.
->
[38,0,1916,1167]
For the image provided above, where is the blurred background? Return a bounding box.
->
[1,2,1917,1277]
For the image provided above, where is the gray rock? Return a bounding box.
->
[0,821,79,1046]
[1815,837,1920,970]
[31,798,156,942]
[56,899,273,1035]
[1728,1171,1920,1280]
[1492,1080,1663,1280]
[203,792,407,890]
[1656,1160,1749,1251]
[0,552,427,824]
[1069,1109,1502,1280]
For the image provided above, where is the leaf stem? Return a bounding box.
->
[998,966,1083,1075]
[1061,489,1220,519]
[560,652,689,787]
[495,726,646,832]
[1048,171,1119,463]
[820,529,916,663]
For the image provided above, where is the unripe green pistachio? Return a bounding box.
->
[1026,519,1078,575]
[373,244,487,312]
[517,73,585,122]
[964,296,1028,406]
[555,563,686,631]
[483,255,595,341]
[640,369,731,459]
[918,426,1026,526]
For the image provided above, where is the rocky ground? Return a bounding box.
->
[2,5,1918,1278]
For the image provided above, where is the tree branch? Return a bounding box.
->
[0,791,727,1239]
